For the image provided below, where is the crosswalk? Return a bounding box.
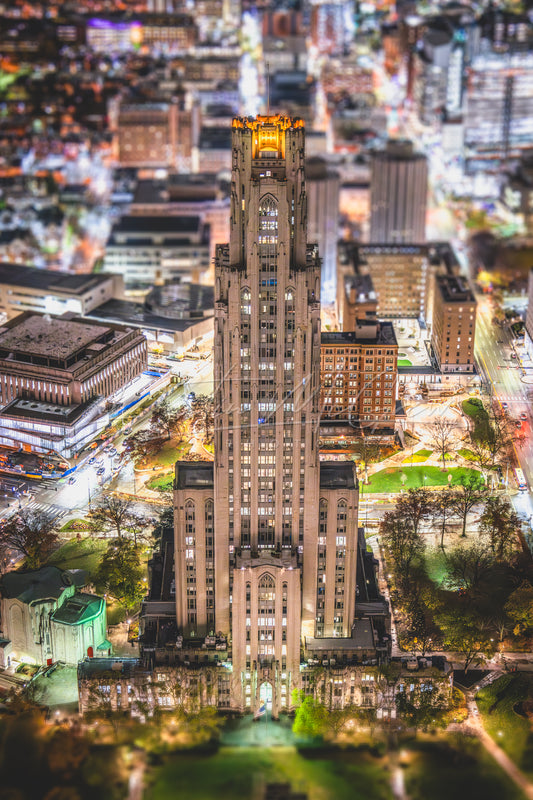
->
[21,499,69,523]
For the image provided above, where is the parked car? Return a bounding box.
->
[88,457,96,465]
[68,477,76,485]
[187,391,196,401]
[520,412,528,420]
[96,467,105,476]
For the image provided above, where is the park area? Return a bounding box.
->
[477,673,533,779]
[362,465,482,493]
[145,734,526,800]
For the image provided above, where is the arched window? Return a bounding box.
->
[258,197,278,245]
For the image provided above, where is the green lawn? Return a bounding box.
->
[402,449,432,464]
[462,399,491,441]
[145,439,192,468]
[398,359,413,367]
[362,466,481,493]
[46,536,108,581]
[402,736,526,800]
[146,473,174,492]
[457,448,478,462]
[60,518,91,532]
[147,746,392,800]
[476,673,533,778]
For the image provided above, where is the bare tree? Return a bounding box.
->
[151,400,188,441]
[479,495,521,561]
[191,395,214,442]
[450,475,487,538]
[395,488,434,539]
[428,418,457,470]
[0,509,58,569]
[431,488,457,549]
[90,496,147,542]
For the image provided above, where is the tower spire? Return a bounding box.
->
[266,61,270,116]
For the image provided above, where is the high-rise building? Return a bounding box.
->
[431,275,476,373]
[369,139,428,244]
[306,157,340,304]
[172,115,361,716]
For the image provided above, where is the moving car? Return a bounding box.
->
[520,412,528,420]
[96,467,105,476]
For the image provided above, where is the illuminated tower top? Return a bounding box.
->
[227,115,309,268]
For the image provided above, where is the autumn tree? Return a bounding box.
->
[0,509,58,569]
[428,418,458,469]
[450,475,487,537]
[191,394,214,442]
[123,428,165,463]
[438,608,496,672]
[479,495,521,561]
[504,581,533,635]
[151,400,188,441]
[468,408,514,476]
[94,539,145,614]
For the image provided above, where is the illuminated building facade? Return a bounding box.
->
[431,275,476,374]
[173,115,360,715]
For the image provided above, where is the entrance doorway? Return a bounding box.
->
[259,681,272,716]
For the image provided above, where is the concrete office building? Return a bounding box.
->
[431,274,476,373]
[0,265,123,322]
[342,244,430,320]
[306,157,340,304]
[103,215,210,289]
[369,139,428,244]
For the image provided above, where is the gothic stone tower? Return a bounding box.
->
[174,115,358,716]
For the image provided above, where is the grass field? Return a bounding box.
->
[476,673,533,778]
[462,398,491,441]
[147,746,393,800]
[402,736,526,800]
[147,439,191,468]
[402,449,432,464]
[398,359,413,367]
[457,448,478,462]
[362,466,481,493]
[46,536,108,581]
[146,473,174,492]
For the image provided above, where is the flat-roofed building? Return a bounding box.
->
[343,243,429,320]
[431,274,476,373]
[0,265,123,322]
[321,322,398,431]
[0,312,147,408]
[103,214,210,289]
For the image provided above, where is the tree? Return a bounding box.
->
[504,581,533,635]
[353,437,381,483]
[431,488,457,549]
[428,418,457,470]
[95,539,145,613]
[191,394,214,442]
[123,429,165,463]
[438,608,496,672]
[151,400,188,441]
[395,488,434,539]
[380,510,424,586]
[292,696,330,738]
[444,542,495,595]
[0,509,58,569]
[479,495,521,561]
[450,475,487,537]
[90,496,147,544]
[468,409,513,477]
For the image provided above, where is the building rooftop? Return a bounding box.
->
[436,274,476,303]
[86,299,213,334]
[321,322,397,347]
[51,593,104,626]
[77,657,143,680]
[319,461,357,490]
[111,215,201,235]
[1,566,86,604]
[0,397,97,425]
[0,315,110,360]
[175,461,214,490]
[0,263,115,295]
